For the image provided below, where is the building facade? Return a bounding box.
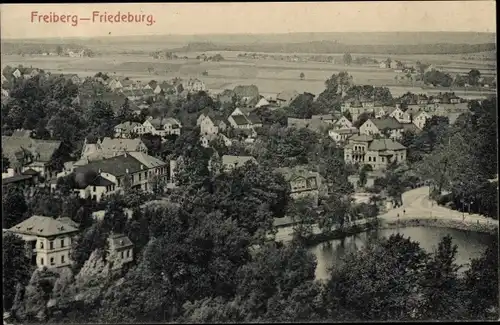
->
[7,216,80,269]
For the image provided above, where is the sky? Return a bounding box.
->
[0,2,496,39]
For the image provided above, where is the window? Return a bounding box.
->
[40,258,44,265]
[93,186,96,192]
[121,251,124,259]
[60,239,65,248]
[49,241,54,250]
[139,174,142,181]
[40,241,44,249]
[61,255,65,264]
[50,257,55,265]
[126,250,130,257]
[373,157,377,162]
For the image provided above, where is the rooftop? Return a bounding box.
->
[75,154,144,178]
[275,166,320,183]
[277,89,299,102]
[127,151,166,169]
[368,138,406,151]
[331,128,358,135]
[9,215,79,237]
[349,134,374,142]
[222,155,257,166]
[230,114,251,126]
[2,136,61,164]
[108,233,134,249]
[370,117,403,130]
[99,137,146,153]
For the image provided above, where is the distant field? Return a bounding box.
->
[2,53,496,97]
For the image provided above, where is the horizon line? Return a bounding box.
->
[1,30,496,41]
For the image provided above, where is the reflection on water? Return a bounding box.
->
[310,226,495,281]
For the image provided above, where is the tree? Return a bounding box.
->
[70,223,107,273]
[419,235,461,320]
[289,93,317,118]
[102,198,128,234]
[3,233,32,311]
[316,72,353,112]
[453,74,466,87]
[56,45,63,55]
[467,69,481,86]
[322,234,429,321]
[288,197,318,241]
[462,239,499,320]
[319,194,355,232]
[343,110,353,122]
[353,112,374,128]
[2,186,28,228]
[117,98,132,120]
[300,72,305,80]
[2,150,10,172]
[343,53,352,66]
[358,164,372,188]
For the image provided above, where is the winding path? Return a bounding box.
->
[274,186,498,243]
[379,186,499,227]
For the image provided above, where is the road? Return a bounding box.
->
[274,186,498,243]
[378,186,499,227]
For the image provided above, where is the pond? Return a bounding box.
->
[310,226,495,281]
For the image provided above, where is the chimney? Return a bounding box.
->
[98,169,101,174]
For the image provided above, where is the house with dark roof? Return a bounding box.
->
[2,167,40,189]
[228,108,262,130]
[70,172,117,202]
[359,117,404,140]
[311,114,335,124]
[142,116,182,136]
[275,166,326,207]
[344,135,407,170]
[2,136,62,179]
[74,152,168,193]
[7,215,80,269]
[107,233,134,269]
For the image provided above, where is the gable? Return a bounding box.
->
[231,108,245,116]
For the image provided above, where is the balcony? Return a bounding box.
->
[352,149,366,154]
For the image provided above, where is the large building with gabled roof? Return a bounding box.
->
[344,134,407,170]
[7,215,80,269]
